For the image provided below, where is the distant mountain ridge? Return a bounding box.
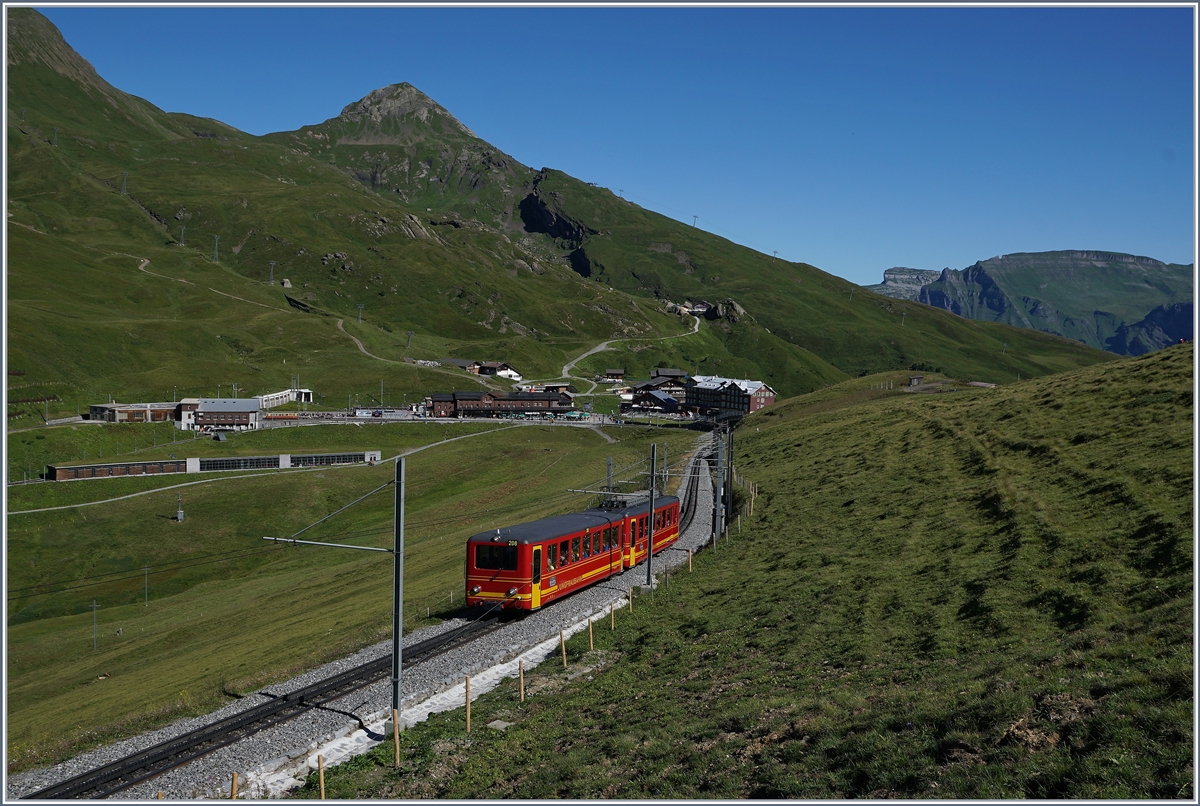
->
[865,251,1193,355]
[864,267,941,300]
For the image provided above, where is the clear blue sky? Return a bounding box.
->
[36,5,1196,285]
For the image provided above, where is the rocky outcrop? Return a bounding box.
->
[335,83,476,142]
[865,267,941,300]
[519,172,598,248]
[705,299,750,323]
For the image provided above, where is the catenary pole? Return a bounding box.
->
[715,434,726,545]
[261,466,405,717]
[392,457,405,717]
[720,426,729,522]
[646,443,656,591]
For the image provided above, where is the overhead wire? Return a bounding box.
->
[7,544,289,601]
[13,435,704,602]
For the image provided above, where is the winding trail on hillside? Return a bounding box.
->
[532,314,702,395]
[336,318,397,362]
[134,257,194,286]
[334,319,497,388]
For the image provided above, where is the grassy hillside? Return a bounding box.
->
[6,8,699,422]
[298,344,1192,799]
[7,7,1115,425]
[5,422,703,772]
[519,170,1116,383]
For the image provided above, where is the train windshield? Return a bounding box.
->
[475,544,518,571]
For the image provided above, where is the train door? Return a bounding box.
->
[623,520,632,568]
[531,547,542,609]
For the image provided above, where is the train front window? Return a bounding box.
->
[547,544,558,571]
[475,544,518,571]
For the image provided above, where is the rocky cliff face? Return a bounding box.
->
[864,267,941,300]
[913,251,1193,355]
[1105,302,1194,355]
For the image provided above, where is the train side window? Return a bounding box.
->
[592,532,601,555]
[547,543,558,571]
[582,534,591,559]
[602,528,611,551]
[571,536,581,562]
[560,540,569,566]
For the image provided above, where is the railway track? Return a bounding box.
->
[676,453,702,535]
[28,447,713,800]
[24,615,503,800]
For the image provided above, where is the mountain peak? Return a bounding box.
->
[337,83,476,139]
[7,8,105,88]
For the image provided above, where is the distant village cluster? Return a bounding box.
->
[425,364,775,421]
[81,359,777,433]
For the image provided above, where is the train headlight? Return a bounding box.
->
[507,587,518,596]
[470,585,481,594]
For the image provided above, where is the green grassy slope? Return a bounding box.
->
[299,344,1192,799]
[6,8,1115,420]
[520,170,1116,382]
[5,422,703,772]
[5,9,697,420]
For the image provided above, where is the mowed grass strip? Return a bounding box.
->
[5,425,700,773]
[293,345,1192,799]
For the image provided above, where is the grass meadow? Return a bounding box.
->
[291,344,1192,799]
[5,422,701,773]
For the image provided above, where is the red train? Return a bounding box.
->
[466,496,681,610]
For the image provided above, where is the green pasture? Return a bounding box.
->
[6,420,504,505]
[296,345,1192,799]
[5,423,701,773]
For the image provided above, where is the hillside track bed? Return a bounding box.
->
[10,438,718,800]
[15,617,504,800]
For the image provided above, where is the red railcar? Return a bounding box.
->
[465,496,681,611]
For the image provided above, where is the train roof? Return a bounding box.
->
[467,496,680,546]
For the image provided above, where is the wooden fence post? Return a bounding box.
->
[588,618,594,651]
[393,708,401,768]
[318,755,325,800]
[230,772,238,800]
[465,676,472,732]
[628,587,633,613]
[610,601,615,630]
[688,548,693,572]
[560,630,567,668]
[519,660,525,702]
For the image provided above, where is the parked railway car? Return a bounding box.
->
[466,496,681,611]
